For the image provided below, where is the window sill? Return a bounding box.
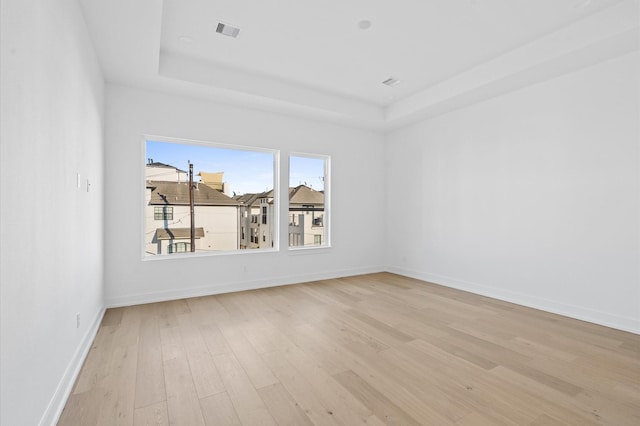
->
[142,247,279,261]
[287,245,331,255]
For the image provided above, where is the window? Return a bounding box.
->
[154,206,173,220]
[168,242,190,253]
[289,233,302,246]
[145,138,277,257]
[288,154,329,248]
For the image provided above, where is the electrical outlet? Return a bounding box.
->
[76,312,80,328]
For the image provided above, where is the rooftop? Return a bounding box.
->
[147,181,240,206]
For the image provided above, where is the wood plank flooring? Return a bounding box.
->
[58,273,640,425]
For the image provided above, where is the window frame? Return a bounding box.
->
[142,135,280,260]
[287,152,331,251]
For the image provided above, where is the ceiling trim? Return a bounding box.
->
[386,1,640,129]
[159,51,385,127]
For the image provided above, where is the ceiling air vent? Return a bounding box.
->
[216,22,240,38]
[382,77,400,87]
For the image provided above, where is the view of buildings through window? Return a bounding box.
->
[288,154,327,248]
[145,140,328,256]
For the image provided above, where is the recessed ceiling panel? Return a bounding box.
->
[159,0,624,105]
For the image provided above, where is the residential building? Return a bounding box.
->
[145,160,188,182]
[198,171,233,196]
[235,185,326,249]
[145,180,240,254]
[235,192,264,249]
[287,185,325,247]
[145,163,240,254]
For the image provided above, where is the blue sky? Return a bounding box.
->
[289,155,325,191]
[147,140,325,195]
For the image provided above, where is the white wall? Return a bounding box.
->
[104,84,385,306]
[0,0,105,425]
[385,52,640,333]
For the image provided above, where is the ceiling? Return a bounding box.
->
[79,0,639,130]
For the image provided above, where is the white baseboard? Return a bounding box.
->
[106,265,384,308]
[39,307,106,426]
[386,266,640,335]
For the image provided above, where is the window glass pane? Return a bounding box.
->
[288,154,328,248]
[145,139,276,256]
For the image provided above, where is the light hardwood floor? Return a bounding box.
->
[59,273,640,425]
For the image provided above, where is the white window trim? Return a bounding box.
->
[287,152,331,251]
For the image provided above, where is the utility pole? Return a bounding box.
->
[189,162,195,252]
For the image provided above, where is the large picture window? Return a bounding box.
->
[144,138,277,257]
[288,154,329,248]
